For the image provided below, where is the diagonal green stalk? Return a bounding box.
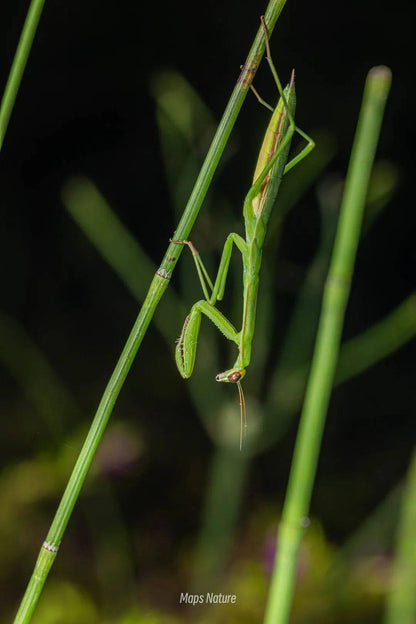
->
[12,2,289,622]
[0,0,46,151]
[263,66,392,624]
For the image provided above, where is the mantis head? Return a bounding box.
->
[215,369,247,450]
[215,368,246,384]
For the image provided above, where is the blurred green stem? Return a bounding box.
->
[384,449,416,624]
[0,0,45,150]
[62,178,184,342]
[263,66,392,624]
[192,447,250,591]
[13,2,289,621]
[335,294,416,384]
[0,312,82,435]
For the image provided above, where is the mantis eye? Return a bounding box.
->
[228,371,242,383]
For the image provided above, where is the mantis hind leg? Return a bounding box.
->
[258,16,315,174]
[284,126,315,174]
[175,300,240,378]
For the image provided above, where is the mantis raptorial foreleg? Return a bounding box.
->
[172,15,315,448]
[175,299,239,379]
[257,16,315,174]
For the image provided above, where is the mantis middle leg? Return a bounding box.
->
[172,233,247,378]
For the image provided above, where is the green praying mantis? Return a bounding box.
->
[171,17,315,448]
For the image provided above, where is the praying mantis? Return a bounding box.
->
[171,17,315,448]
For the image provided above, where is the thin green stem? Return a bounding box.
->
[0,0,45,151]
[384,449,416,624]
[263,66,392,624]
[13,2,289,622]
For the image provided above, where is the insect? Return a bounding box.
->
[171,17,315,449]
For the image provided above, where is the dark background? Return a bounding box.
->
[1,0,415,620]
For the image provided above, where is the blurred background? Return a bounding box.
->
[1,0,415,622]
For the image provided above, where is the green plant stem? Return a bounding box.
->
[192,447,250,592]
[263,66,392,624]
[13,3,289,622]
[0,0,45,151]
[384,449,416,624]
[0,312,82,435]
